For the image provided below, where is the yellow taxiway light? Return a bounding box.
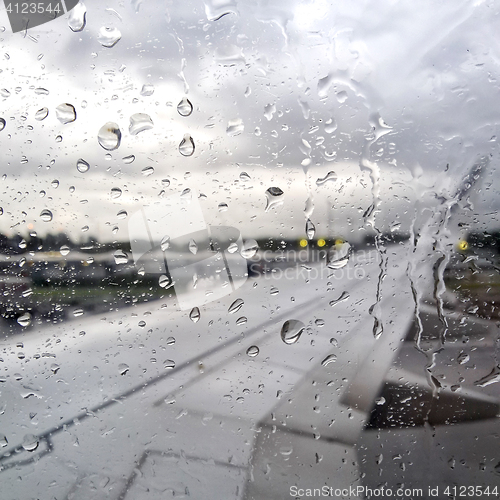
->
[457,240,468,251]
[299,239,308,247]
[317,238,326,247]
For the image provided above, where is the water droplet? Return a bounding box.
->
[56,103,76,124]
[166,336,175,345]
[265,187,284,211]
[246,345,259,357]
[321,354,337,366]
[35,107,49,121]
[51,179,59,188]
[68,1,86,31]
[327,242,351,269]
[375,396,386,405]
[270,287,279,295]
[159,275,172,288]
[226,118,244,137]
[228,298,244,314]
[329,291,350,307]
[60,245,70,256]
[111,187,122,199]
[98,122,121,150]
[140,84,154,96]
[117,210,127,219]
[0,118,5,131]
[474,365,500,387]
[316,171,337,186]
[77,159,89,173]
[1,89,10,98]
[113,250,128,265]
[22,434,39,452]
[239,172,250,181]
[118,363,129,375]
[306,219,315,240]
[17,313,31,327]
[218,202,228,212]
[189,307,200,323]
[50,363,60,374]
[457,352,470,365]
[236,316,247,325]
[177,97,193,116]
[228,242,238,253]
[129,113,153,135]
[34,87,49,95]
[280,320,305,345]
[40,209,53,222]
[123,154,135,164]
[141,166,154,176]
[160,236,170,251]
[264,103,276,121]
[98,26,122,47]
[241,239,258,258]
[0,434,7,447]
[73,308,84,317]
[188,239,198,254]
[164,359,176,370]
[179,134,195,156]
[204,0,237,21]
[315,318,325,327]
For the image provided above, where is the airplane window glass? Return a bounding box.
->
[1,1,500,498]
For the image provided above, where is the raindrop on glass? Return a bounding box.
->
[118,363,129,375]
[113,249,128,264]
[306,219,315,240]
[140,84,154,96]
[75,159,89,173]
[327,241,351,269]
[189,307,200,323]
[457,352,470,365]
[111,187,122,199]
[68,2,86,31]
[141,166,154,176]
[236,316,247,325]
[226,118,244,137]
[246,345,259,357]
[98,122,121,150]
[321,354,337,366]
[56,103,76,124]
[40,209,53,222]
[160,236,170,251]
[0,118,5,131]
[35,107,49,121]
[129,113,153,135]
[188,239,198,254]
[316,171,337,186]
[280,319,305,345]
[17,313,31,327]
[240,239,258,258]
[22,434,39,452]
[228,298,244,314]
[98,26,122,47]
[179,134,195,156]
[177,97,193,117]
[117,210,127,219]
[60,245,70,256]
[123,154,135,164]
[159,275,172,288]
[164,359,176,370]
[239,172,250,181]
[265,187,284,211]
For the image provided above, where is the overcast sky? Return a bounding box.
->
[0,0,498,244]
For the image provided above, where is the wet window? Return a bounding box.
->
[1,1,500,498]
